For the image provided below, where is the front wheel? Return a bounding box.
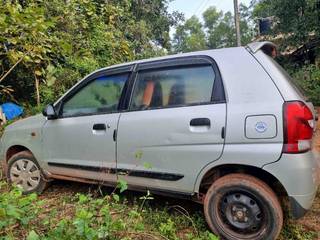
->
[204,173,283,240]
[7,151,48,194]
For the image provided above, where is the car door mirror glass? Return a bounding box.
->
[43,104,57,119]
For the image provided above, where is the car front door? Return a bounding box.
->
[116,57,226,193]
[42,66,132,183]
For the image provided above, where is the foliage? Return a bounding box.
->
[290,64,320,105]
[252,0,320,49]
[172,4,254,53]
[0,182,41,236]
[279,220,317,240]
[173,16,207,53]
[1,179,317,239]
[0,0,182,106]
[251,0,320,106]
[0,180,218,239]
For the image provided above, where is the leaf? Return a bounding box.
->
[6,205,21,219]
[27,230,39,240]
[143,162,152,169]
[135,150,143,160]
[206,232,219,240]
[24,55,32,62]
[112,194,119,202]
[46,64,55,73]
[34,70,42,76]
[0,208,6,217]
[46,76,56,86]
[116,179,128,193]
[77,194,88,204]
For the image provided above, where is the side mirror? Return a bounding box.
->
[42,104,57,119]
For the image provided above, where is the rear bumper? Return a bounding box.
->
[289,195,312,219]
[263,150,320,219]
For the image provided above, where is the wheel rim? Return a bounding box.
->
[9,159,41,191]
[217,190,266,237]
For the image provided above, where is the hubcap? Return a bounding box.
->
[9,159,41,191]
[219,192,263,234]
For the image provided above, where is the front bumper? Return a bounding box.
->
[263,150,320,219]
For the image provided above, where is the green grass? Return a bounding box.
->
[0,180,318,240]
[0,181,217,240]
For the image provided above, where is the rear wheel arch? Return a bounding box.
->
[197,164,288,206]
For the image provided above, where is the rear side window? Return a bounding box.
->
[130,66,215,110]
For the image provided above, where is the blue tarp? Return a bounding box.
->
[1,102,23,120]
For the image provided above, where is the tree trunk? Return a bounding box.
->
[34,73,40,107]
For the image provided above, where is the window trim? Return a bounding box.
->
[127,55,225,112]
[56,65,134,118]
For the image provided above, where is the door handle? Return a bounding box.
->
[93,123,106,131]
[190,118,211,127]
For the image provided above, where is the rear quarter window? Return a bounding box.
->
[273,57,307,99]
[258,51,307,101]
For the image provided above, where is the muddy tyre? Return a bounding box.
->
[7,151,48,194]
[204,173,283,240]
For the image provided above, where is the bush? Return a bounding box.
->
[291,64,320,106]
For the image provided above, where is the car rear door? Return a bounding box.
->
[42,66,133,183]
[116,56,226,193]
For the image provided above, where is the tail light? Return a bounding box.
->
[283,101,314,153]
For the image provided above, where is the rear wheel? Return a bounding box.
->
[204,173,283,240]
[7,151,48,194]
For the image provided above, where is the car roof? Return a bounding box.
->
[93,47,242,72]
[93,41,277,73]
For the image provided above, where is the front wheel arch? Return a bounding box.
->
[6,145,33,163]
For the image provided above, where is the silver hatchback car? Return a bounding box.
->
[1,41,319,240]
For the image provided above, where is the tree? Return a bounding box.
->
[0,2,57,106]
[252,0,320,48]
[0,0,182,106]
[172,16,207,53]
[205,10,236,49]
[130,0,184,50]
[239,4,255,45]
[172,4,254,52]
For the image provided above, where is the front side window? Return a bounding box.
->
[62,74,128,117]
[130,65,215,110]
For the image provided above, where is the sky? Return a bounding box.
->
[168,0,252,20]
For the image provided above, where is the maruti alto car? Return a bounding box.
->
[1,41,319,240]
